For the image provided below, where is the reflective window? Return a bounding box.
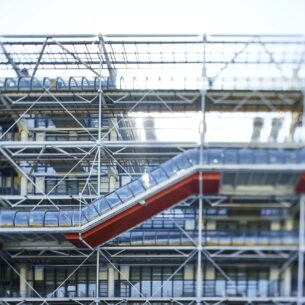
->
[105,192,121,208]
[162,160,180,177]
[44,212,59,226]
[0,211,15,227]
[15,212,29,227]
[72,211,81,226]
[173,155,191,170]
[29,211,44,227]
[208,149,224,164]
[116,185,134,201]
[94,198,111,214]
[140,173,157,189]
[82,205,99,222]
[239,149,254,164]
[59,211,73,227]
[268,150,284,164]
[297,150,305,163]
[184,149,199,165]
[254,150,268,163]
[150,168,168,184]
[223,149,238,164]
[127,179,145,197]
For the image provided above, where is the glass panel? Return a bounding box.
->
[127,179,145,196]
[0,211,15,227]
[297,150,305,163]
[239,149,254,164]
[15,212,29,227]
[255,150,268,163]
[140,173,157,189]
[59,211,73,226]
[268,150,284,163]
[105,192,121,208]
[162,159,180,177]
[72,211,81,226]
[94,197,111,214]
[223,149,238,164]
[82,205,99,222]
[184,149,199,165]
[208,149,224,164]
[173,154,191,170]
[29,211,44,227]
[285,150,297,163]
[116,185,134,201]
[150,168,168,184]
[44,212,59,226]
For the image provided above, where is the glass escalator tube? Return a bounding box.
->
[81,204,100,223]
[162,158,180,177]
[127,178,146,196]
[72,210,81,227]
[29,211,45,227]
[15,211,30,227]
[150,167,169,184]
[59,210,74,227]
[208,149,224,165]
[115,184,134,202]
[0,210,16,227]
[104,191,122,209]
[44,211,59,227]
[184,148,199,165]
[93,197,112,215]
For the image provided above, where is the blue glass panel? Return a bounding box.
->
[223,149,238,164]
[239,149,254,164]
[105,192,122,208]
[82,205,99,222]
[173,154,192,170]
[44,212,59,227]
[15,212,29,227]
[116,185,134,201]
[139,173,157,189]
[254,150,268,163]
[268,150,284,164]
[184,149,199,165]
[150,168,168,184]
[284,150,297,163]
[72,211,81,226]
[59,211,73,226]
[29,211,44,227]
[208,149,224,164]
[0,211,15,227]
[297,149,305,163]
[162,159,180,177]
[94,197,111,214]
[200,150,209,164]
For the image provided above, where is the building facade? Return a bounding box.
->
[0,34,305,305]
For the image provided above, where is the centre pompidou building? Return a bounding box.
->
[0,34,305,305]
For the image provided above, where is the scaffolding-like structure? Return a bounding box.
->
[0,34,305,305]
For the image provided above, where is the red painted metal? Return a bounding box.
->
[65,171,221,248]
[295,173,305,193]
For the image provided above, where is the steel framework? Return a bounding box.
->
[0,34,305,305]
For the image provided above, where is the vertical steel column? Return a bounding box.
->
[97,34,103,195]
[196,35,207,305]
[96,248,100,302]
[197,88,206,305]
[298,195,305,305]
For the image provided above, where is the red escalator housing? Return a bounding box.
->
[66,171,220,248]
[295,173,305,193]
